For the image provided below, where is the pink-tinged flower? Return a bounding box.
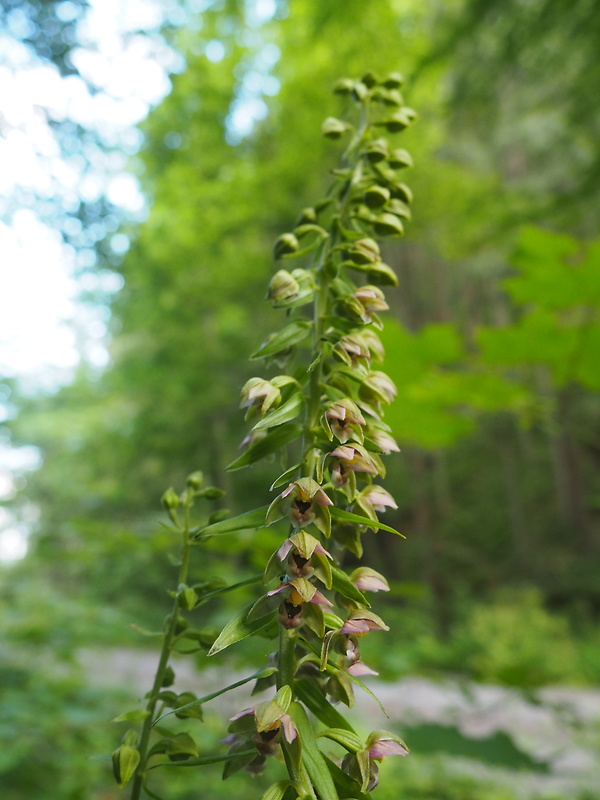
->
[353,285,389,321]
[350,567,390,593]
[361,328,385,361]
[322,399,365,444]
[366,730,409,759]
[369,428,400,454]
[347,661,379,676]
[268,576,333,608]
[240,377,281,417]
[328,444,378,487]
[334,333,371,367]
[339,609,390,636]
[277,531,332,561]
[360,371,397,406]
[359,485,398,513]
[266,477,333,535]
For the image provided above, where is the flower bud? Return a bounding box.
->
[273,233,299,259]
[186,470,204,489]
[295,206,317,225]
[161,487,179,511]
[364,138,388,163]
[388,148,413,169]
[267,269,300,303]
[363,185,391,209]
[333,78,355,95]
[322,117,348,139]
[112,743,140,787]
[373,213,404,237]
[361,71,378,88]
[381,107,417,132]
[198,486,226,500]
[382,71,405,88]
[391,182,413,204]
[162,665,175,687]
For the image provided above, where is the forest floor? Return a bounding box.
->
[80,648,600,798]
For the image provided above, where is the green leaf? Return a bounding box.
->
[150,749,257,769]
[196,506,268,538]
[112,709,150,723]
[167,732,198,760]
[287,701,340,800]
[325,756,373,800]
[295,678,355,733]
[260,782,294,800]
[227,424,302,470]
[330,506,404,537]
[251,320,313,359]
[316,728,363,753]
[208,601,276,656]
[252,392,305,431]
[270,462,302,490]
[331,567,370,607]
[153,668,276,726]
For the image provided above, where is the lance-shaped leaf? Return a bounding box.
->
[325,755,373,800]
[208,601,276,656]
[331,566,370,607]
[153,667,277,727]
[227,423,302,471]
[260,781,294,800]
[251,320,313,360]
[149,749,257,770]
[330,506,404,537]
[253,392,305,431]
[287,701,340,800]
[316,728,363,753]
[196,506,269,538]
[295,678,355,733]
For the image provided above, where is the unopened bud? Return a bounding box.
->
[321,116,348,139]
[388,148,413,169]
[273,233,299,258]
[161,487,179,511]
[267,269,299,303]
[199,486,226,500]
[363,185,390,209]
[382,71,404,89]
[112,743,140,787]
[361,71,378,88]
[364,138,388,163]
[186,470,204,489]
[381,107,417,133]
[372,213,404,237]
[333,78,354,95]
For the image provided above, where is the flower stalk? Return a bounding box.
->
[112,71,415,800]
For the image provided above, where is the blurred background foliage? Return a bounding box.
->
[1,0,600,798]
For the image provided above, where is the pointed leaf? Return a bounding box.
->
[295,678,355,733]
[153,668,276,726]
[270,462,302,490]
[331,567,370,607]
[227,424,302,471]
[325,756,373,800]
[252,392,305,431]
[287,702,340,800]
[260,781,294,800]
[251,320,313,359]
[208,601,276,656]
[330,506,404,537]
[112,709,150,723]
[196,506,268,538]
[316,728,363,753]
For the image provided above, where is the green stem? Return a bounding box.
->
[276,625,297,690]
[130,518,192,800]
